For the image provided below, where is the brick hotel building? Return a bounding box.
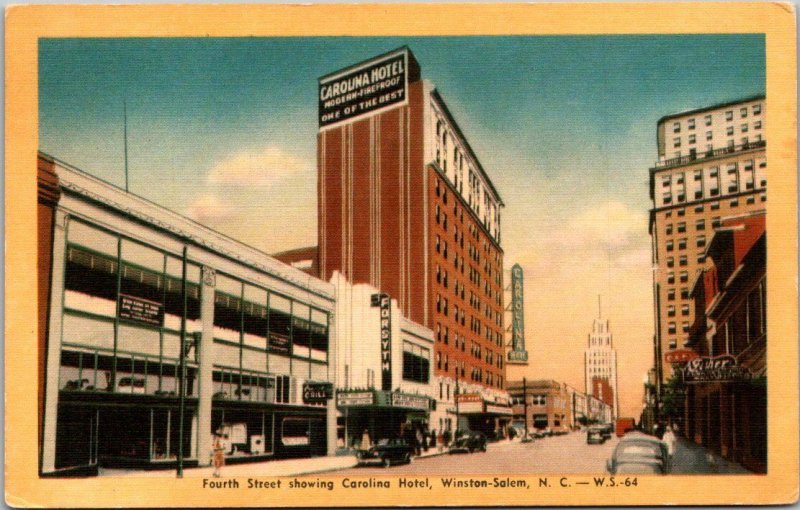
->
[649,95,766,385]
[312,47,510,436]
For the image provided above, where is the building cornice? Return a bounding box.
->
[656,94,765,127]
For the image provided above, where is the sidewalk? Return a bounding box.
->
[99,442,455,478]
[670,436,751,474]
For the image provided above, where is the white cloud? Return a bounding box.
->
[207,145,312,186]
[186,193,236,223]
[552,200,646,251]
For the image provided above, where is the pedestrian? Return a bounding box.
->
[429,429,437,449]
[415,427,423,455]
[361,428,371,450]
[443,429,452,447]
[212,428,226,477]
[662,425,676,458]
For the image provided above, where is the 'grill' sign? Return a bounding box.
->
[319,49,408,128]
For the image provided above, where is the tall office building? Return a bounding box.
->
[649,95,766,383]
[316,47,509,435]
[583,304,619,419]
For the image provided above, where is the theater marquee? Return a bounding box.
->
[319,48,414,128]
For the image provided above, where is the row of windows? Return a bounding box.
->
[665,236,706,252]
[670,136,762,159]
[671,104,762,133]
[434,353,503,389]
[672,121,762,147]
[666,253,707,267]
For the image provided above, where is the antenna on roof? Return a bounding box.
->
[123,99,129,192]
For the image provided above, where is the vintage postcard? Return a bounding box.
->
[5,2,798,507]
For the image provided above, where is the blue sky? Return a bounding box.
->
[39,35,765,416]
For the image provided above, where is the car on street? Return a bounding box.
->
[448,431,488,454]
[357,438,414,467]
[586,427,606,445]
[606,432,669,475]
[599,423,614,439]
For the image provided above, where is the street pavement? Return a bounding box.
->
[98,431,751,478]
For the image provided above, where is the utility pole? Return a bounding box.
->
[176,245,187,478]
[523,377,528,439]
[455,371,460,436]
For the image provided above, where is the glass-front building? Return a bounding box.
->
[40,153,336,475]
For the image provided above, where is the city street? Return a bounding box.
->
[333,432,620,476]
[329,431,751,476]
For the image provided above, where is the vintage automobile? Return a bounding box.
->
[606,432,669,475]
[599,423,615,439]
[357,438,414,467]
[586,426,606,445]
[448,431,488,454]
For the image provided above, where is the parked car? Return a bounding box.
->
[599,423,614,439]
[357,438,413,467]
[606,432,669,475]
[586,427,606,445]
[448,431,488,454]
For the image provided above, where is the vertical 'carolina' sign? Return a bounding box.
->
[372,293,393,391]
[507,264,529,364]
[319,48,410,128]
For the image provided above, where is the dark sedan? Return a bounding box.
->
[448,431,488,454]
[586,427,606,445]
[606,432,669,475]
[357,438,413,467]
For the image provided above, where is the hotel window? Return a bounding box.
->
[665,224,673,235]
[761,194,767,202]
[694,170,703,181]
[696,219,705,231]
[666,240,674,252]
[712,216,721,228]
[673,122,681,133]
[667,272,675,285]
[695,205,704,213]
[667,289,676,301]
[677,208,685,217]
[740,107,748,118]
[697,253,706,264]
[741,137,749,146]
[668,322,677,334]
[688,134,696,145]
[741,123,748,133]
[753,104,762,115]
[682,321,690,333]
[730,199,739,208]
[754,120,762,129]
[754,134,762,143]
[678,238,687,250]
[688,118,695,130]
[673,137,681,148]
[666,257,674,268]
[727,139,735,150]
[705,131,713,141]
[667,305,676,317]
[696,236,706,248]
[681,288,690,299]
[681,304,690,316]
[677,222,686,233]
[726,126,734,136]
[705,115,712,126]
[435,235,441,253]
[725,110,733,121]
[747,196,755,205]
[680,271,688,283]
[711,202,720,211]
[679,255,688,267]
[668,340,677,349]
[662,192,672,205]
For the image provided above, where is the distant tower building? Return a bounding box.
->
[584,297,619,419]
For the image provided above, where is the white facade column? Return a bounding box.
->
[326,309,338,456]
[196,265,216,465]
[41,210,68,473]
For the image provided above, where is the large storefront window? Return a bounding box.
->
[61,221,201,397]
[211,409,275,457]
[212,276,330,384]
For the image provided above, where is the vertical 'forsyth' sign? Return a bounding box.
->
[372,293,393,391]
[319,48,410,128]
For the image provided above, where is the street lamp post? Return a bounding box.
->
[523,377,528,439]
